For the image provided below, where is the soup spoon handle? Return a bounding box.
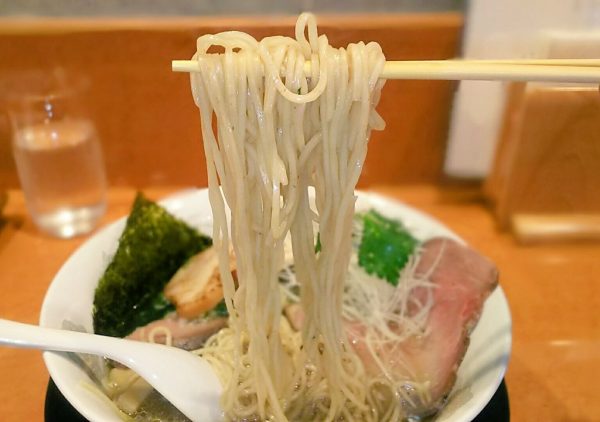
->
[0,318,152,362]
[0,318,222,422]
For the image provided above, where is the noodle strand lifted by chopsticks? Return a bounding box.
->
[190,12,386,421]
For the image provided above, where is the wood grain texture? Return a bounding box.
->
[0,14,462,189]
[485,83,600,234]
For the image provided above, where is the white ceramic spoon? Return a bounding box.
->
[0,318,222,422]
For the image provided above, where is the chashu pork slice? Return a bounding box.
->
[346,237,498,418]
[164,246,235,319]
[126,313,227,351]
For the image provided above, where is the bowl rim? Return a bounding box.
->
[40,188,512,422]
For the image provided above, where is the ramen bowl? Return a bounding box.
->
[40,188,511,422]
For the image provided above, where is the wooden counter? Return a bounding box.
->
[0,14,462,189]
[1,185,599,421]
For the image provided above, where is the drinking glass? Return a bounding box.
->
[4,70,107,238]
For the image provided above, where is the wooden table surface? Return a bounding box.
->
[1,185,599,421]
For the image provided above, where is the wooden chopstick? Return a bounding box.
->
[427,59,600,67]
[172,59,600,83]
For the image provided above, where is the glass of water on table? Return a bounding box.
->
[5,70,107,238]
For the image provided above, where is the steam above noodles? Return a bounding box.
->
[190,12,389,420]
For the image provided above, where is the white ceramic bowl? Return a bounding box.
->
[40,189,511,422]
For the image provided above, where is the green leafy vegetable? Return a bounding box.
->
[357,209,418,286]
[206,299,229,319]
[128,293,174,333]
[93,193,212,337]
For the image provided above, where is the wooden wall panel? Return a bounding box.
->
[485,83,600,240]
[0,14,462,189]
